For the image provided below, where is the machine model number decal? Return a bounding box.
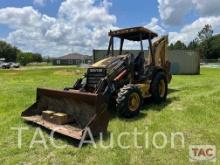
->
[89,68,105,73]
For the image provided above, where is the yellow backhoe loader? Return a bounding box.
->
[22,27,172,140]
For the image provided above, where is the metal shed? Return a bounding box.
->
[167,50,200,75]
[93,49,200,75]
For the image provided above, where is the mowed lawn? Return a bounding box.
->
[0,67,220,165]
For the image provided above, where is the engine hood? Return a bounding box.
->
[91,54,128,69]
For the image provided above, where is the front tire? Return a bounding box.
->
[116,85,142,118]
[150,72,168,103]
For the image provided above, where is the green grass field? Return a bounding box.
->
[0,67,220,164]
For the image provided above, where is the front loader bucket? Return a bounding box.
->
[21,88,110,140]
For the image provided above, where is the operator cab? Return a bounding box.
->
[107,27,158,81]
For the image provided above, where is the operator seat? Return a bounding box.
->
[134,51,145,81]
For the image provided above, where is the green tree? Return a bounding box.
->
[32,53,43,62]
[0,40,45,65]
[187,40,198,50]
[0,41,19,62]
[205,34,220,59]
[197,24,213,58]
[168,43,174,49]
[17,52,33,66]
[170,40,187,50]
[198,24,213,42]
[44,56,51,64]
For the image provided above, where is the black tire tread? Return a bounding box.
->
[116,85,142,118]
[150,72,168,103]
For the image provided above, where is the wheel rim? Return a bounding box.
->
[159,79,166,97]
[128,93,140,112]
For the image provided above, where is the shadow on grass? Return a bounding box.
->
[118,112,147,122]
[168,88,180,94]
[116,88,180,122]
[142,96,179,111]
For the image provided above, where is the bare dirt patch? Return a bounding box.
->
[53,69,83,76]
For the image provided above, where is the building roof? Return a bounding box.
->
[56,53,92,60]
[108,26,158,41]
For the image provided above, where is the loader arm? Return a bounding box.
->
[147,36,172,83]
[147,36,168,67]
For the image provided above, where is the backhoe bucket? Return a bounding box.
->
[21,88,110,140]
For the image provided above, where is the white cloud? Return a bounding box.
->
[193,0,220,17]
[0,0,116,56]
[158,0,220,26]
[0,4,166,54]
[0,7,55,30]
[169,16,220,44]
[2,0,220,55]
[145,17,166,35]
[158,0,193,25]
[158,0,220,44]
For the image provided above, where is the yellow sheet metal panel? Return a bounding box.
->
[136,83,151,98]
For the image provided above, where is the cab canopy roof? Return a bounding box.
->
[109,27,158,41]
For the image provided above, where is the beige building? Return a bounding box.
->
[53,53,92,65]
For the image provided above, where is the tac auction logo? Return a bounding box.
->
[189,145,216,162]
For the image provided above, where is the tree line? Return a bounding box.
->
[0,41,45,65]
[169,24,220,59]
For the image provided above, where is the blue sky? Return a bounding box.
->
[0,0,220,56]
[0,0,162,38]
[110,0,159,27]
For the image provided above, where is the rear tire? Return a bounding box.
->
[116,85,142,118]
[150,72,168,103]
